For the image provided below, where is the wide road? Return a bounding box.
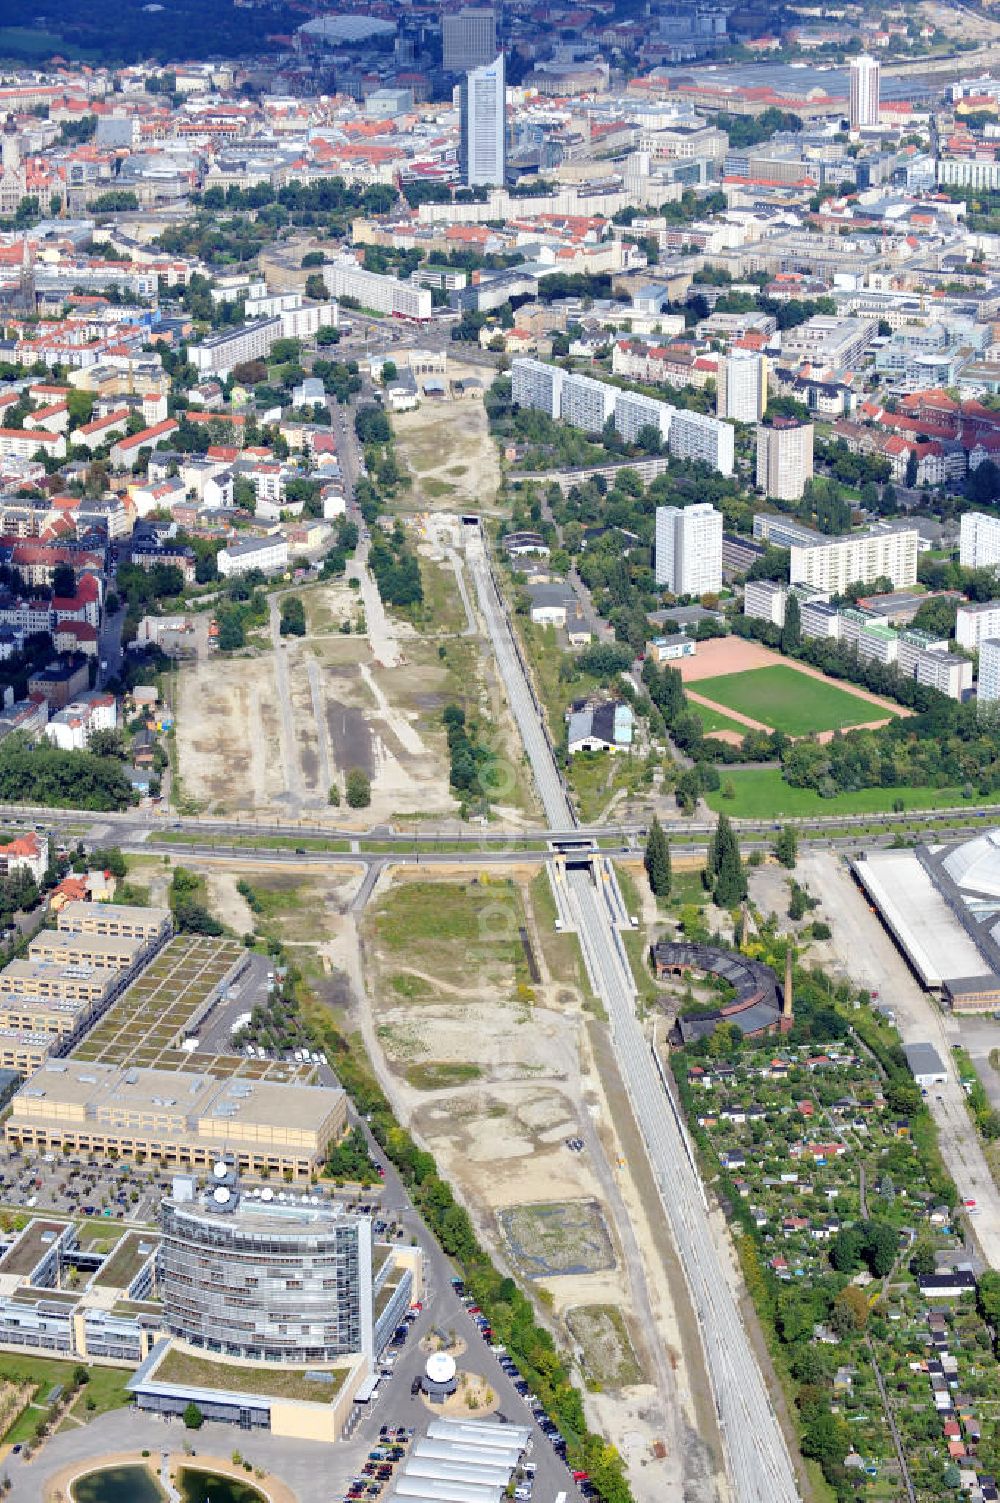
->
[468,531,802,1503]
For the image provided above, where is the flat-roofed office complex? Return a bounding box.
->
[0,959,112,1003]
[160,1179,373,1363]
[0,992,92,1038]
[57,900,171,943]
[29,930,147,971]
[6,1060,348,1179]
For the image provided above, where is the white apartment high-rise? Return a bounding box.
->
[956,600,1000,651]
[849,54,880,130]
[960,511,1000,570]
[756,418,814,502]
[979,639,1000,707]
[560,371,616,434]
[789,524,919,593]
[511,356,563,418]
[443,7,496,71]
[655,503,723,597]
[669,409,734,477]
[717,349,768,423]
[459,53,506,188]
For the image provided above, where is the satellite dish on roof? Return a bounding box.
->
[261,1187,274,1201]
[213,1185,231,1205]
[213,1160,228,1179]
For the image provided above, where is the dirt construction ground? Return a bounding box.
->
[173,552,534,826]
[392,373,503,517]
[355,868,721,1503]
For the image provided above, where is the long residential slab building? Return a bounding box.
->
[753,512,919,591]
[511,356,734,475]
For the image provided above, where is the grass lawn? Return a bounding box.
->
[0,1356,132,1443]
[705,767,1000,819]
[528,869,595,1002]
[0,27,99,59]
[367,878,527,990]
[567,750,642,823]
[155,1347,348,1403]
[696,664,894,736]
[403,1061,482,1089]
[688,698,755,737]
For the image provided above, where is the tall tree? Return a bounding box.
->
[780,591,801,654]
[774,826,798,869]
[710,813,746,907]
[644,817,672,897]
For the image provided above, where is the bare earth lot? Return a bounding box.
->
[359,869,701,1503]
[176,582,459,824]
[392,377,503,517]
[175,528,536,825]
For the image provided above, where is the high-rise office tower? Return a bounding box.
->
[717,349,768,423]
[443,6,496,72]
[459,53,506,187]
[655,503,723,596]
[849,54,880,130]
[756,418,814,501]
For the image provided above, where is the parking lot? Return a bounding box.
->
[0,1140,400,1236]
[338,1134,587,1503]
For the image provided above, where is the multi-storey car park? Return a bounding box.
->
[71,933,252,1073]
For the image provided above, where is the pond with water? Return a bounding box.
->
[72,1465,163,1503]
[178,1468,267,1503]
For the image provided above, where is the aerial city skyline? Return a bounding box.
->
[0,2,997,1503]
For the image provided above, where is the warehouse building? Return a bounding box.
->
[852,831,1000,1007]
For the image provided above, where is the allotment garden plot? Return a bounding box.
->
[676,1038,1000,1500]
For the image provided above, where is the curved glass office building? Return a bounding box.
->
[159,1176,372,1365]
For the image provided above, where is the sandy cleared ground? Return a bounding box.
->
[174,529,535,826]
[175,586,454,824]
[392,374,503,517]
[357,869,695,1502]
[920,0,1000,41]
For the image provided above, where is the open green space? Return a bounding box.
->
[567,750,645,824]
[403,1061,482,1090]
[499,1199,615,1280]
[156,833,350,854]
[696,664,894,736]
[154,1346,348,1403]
[687,699,755,737]
[705,767,1000,819]
[529,870,594,1002]
[367,879,528,991]
[0,26,99,60]
[567,1304,644,1389]
[0,1356,132,1443]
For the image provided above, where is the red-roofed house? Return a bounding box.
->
[110,418,178,469]
[0,831,48,882]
